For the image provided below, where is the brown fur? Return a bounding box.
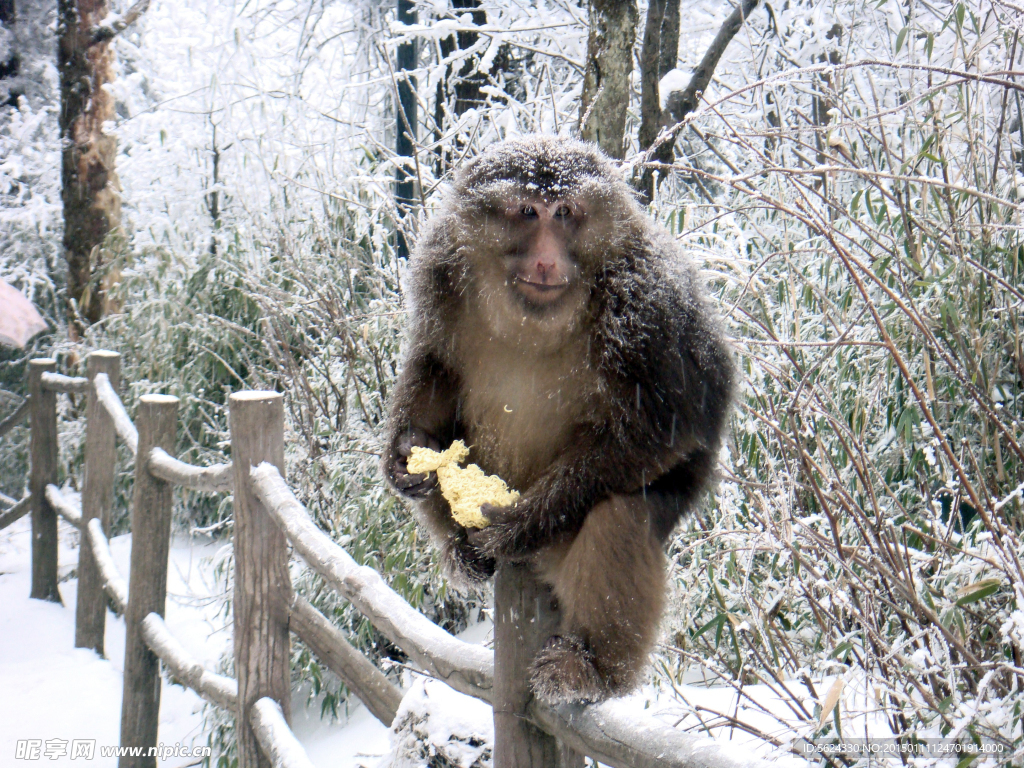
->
[382,136,735,703]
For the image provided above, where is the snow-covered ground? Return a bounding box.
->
[1,503,808,768]
[0,510,391,768]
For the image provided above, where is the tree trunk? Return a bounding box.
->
[395,0,418,260]
[58,0,122,333]
[635,0,681,203]
[579,0,638,160]
[433,0,488,178]
[0,0,20,100]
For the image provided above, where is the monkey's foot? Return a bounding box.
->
[529,635,605,704]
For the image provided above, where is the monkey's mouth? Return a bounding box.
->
[514,278,570,305]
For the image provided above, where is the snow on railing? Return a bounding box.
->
[94,372,138,455]
[250,699,316,768]
[0,396,30,440]
[251,461,495,701]
[147,447,233,493]
[250,461,775,768]
[45,484,82,527]
[140,614,238,710]
[0,494,31,531]
[85,519,128,614]
[40,371,89,394]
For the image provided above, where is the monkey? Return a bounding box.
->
[382,135,734,704]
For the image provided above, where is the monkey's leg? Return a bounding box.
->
[530,495,666,704]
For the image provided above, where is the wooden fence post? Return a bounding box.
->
[119,395,178,768]
[493,563,584,768]
[76,350,120,654]
[230,391,292,768]
[28,358,60,602]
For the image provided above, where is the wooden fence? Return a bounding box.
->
[0,352,773,768]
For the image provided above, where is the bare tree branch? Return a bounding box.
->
[90,0,150,45]
[663,0,761,124]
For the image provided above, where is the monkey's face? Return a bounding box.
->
[502,199,582,310]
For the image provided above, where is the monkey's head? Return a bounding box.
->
[437,136,643,349]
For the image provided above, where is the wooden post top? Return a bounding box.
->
[230,391,283,403]
[138,394,179,406]
[29,358,57,367]
[88,350,120,360]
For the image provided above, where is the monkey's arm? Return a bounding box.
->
[470,418,681,557]
[383,349,495,583]
[382,349,463,499]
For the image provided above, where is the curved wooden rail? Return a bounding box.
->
[94,373,138,455]
[250,462,494,702]
[40,372,89,394]
[0,397,30,439]
[248,462,772,768]
[289,595,402,726]
[0,493,31,531]
[85,519,128,614]
[251,698,316,768]
[140,613,238,710]
[147,447,233,494]
[45,484,82,527]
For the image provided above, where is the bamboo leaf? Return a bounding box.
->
[895,27,908,54]
[955,579,1002,606]
[817,677,845,730]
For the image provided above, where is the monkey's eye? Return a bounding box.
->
[520,205,538,217]
[554,204,571,218]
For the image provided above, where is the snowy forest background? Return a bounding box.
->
[1,0,1023,763]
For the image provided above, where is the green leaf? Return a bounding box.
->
[830,640,853,659]
[693,614,726,640]
[955,578,1002,606]
[925,32,934,59]
[895,26,908,54]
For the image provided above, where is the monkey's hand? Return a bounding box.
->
[467,502,525,558]
[386,427,441,499]
[443,531,497,584]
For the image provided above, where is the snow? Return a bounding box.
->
[0,513,390,767]
[0,507,805,767]
[659,68,692,109]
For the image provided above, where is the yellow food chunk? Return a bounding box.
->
[407,440,470,474]
[405,440,519,528]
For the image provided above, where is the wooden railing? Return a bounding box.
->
[0,352,775,768]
